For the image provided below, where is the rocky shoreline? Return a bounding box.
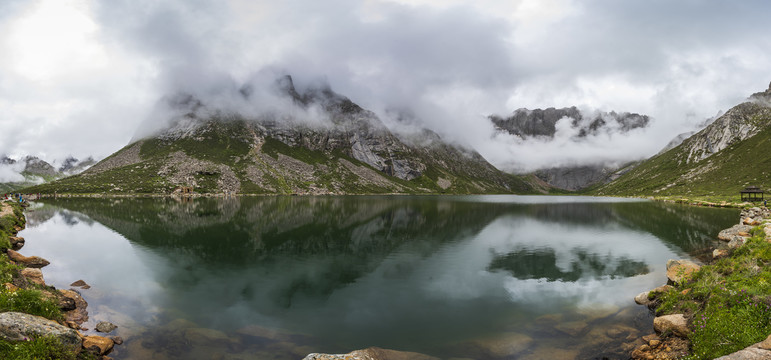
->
[630,206,771,360]
[0,199,122,358]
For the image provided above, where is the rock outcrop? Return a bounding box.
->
[0,312,81,351]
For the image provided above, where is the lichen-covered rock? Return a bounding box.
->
[653,314,689,337]
[6,249,50,268]
[0,312,81,351]
[718,225,754,241]
[666,259,700,285]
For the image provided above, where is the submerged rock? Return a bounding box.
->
[96,321,118,333]
[470,332,534,358]
[303,347,439,360]
[0,312,81,351]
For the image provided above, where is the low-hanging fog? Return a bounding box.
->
[1,0,770,174]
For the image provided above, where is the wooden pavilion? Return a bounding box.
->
[740,186,764,202]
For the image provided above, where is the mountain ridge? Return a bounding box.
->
[25,75,538,195]
[592,82,771,198]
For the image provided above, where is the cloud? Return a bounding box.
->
[1,0,771,171]
[0,163,26,183]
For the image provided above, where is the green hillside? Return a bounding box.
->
[592,100,771,201]
[22,119,538,196]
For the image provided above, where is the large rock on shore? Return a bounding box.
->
[82,335,114,355]
[0,312,81,351]
[718,225,754,242]
[653,314,689,337]
[666,259,700,285]
[303,347,439,360]
[5,249,50,268]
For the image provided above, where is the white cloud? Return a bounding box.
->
[1,0,770,171]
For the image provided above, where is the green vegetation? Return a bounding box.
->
[0,336,86,360]
[0,201,83,359]
[651,227,771,359]
[592,105,771,199]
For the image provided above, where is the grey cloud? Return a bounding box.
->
[3,0,771,172]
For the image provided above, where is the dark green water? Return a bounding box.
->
[20,196,737,359]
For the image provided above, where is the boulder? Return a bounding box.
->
[666,259,700,285]
[70,279,91,289]
[184,327,231,347]
[20,267,45,286]
[760,334,771,350]
[713,248,730,259]
[82,335,114,355]
[95,321,117,333]
[653,314,689,337]
[554,321,589,337]
[719,225,754,241]
[0,312,81,351]
[6,249,50,268]
[8,236,24,249]
[59,289,88,325]
[634,292,653,306]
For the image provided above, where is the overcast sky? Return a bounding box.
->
[1,0,770,172]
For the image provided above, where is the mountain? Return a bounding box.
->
[592,82,771,198]
[490,107,650,190]
[1,156,96,193]
[25,76,537,195]
[490,106,649,139]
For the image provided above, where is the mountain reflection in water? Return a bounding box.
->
[21,196,737,359]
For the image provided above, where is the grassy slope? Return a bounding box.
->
[22,120,537,195]
[592,118,771,202]
[650,226,771,359]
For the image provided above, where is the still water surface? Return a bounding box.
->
[20,196,737,359]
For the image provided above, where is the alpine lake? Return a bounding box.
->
[19,195,738,360]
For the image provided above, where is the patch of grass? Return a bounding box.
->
[0,335,94,360]
[0,288,64,322]
[652,228,771,359]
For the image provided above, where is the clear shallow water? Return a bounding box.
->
[19,196,737,359]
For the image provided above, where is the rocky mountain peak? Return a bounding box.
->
[490,107,650,139]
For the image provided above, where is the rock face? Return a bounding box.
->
[490,107,649,139]
[666,259,700,285]
[653,314,689,337]
[489,107,649,190]
[534,165,619,191]
[0,312,81,351]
